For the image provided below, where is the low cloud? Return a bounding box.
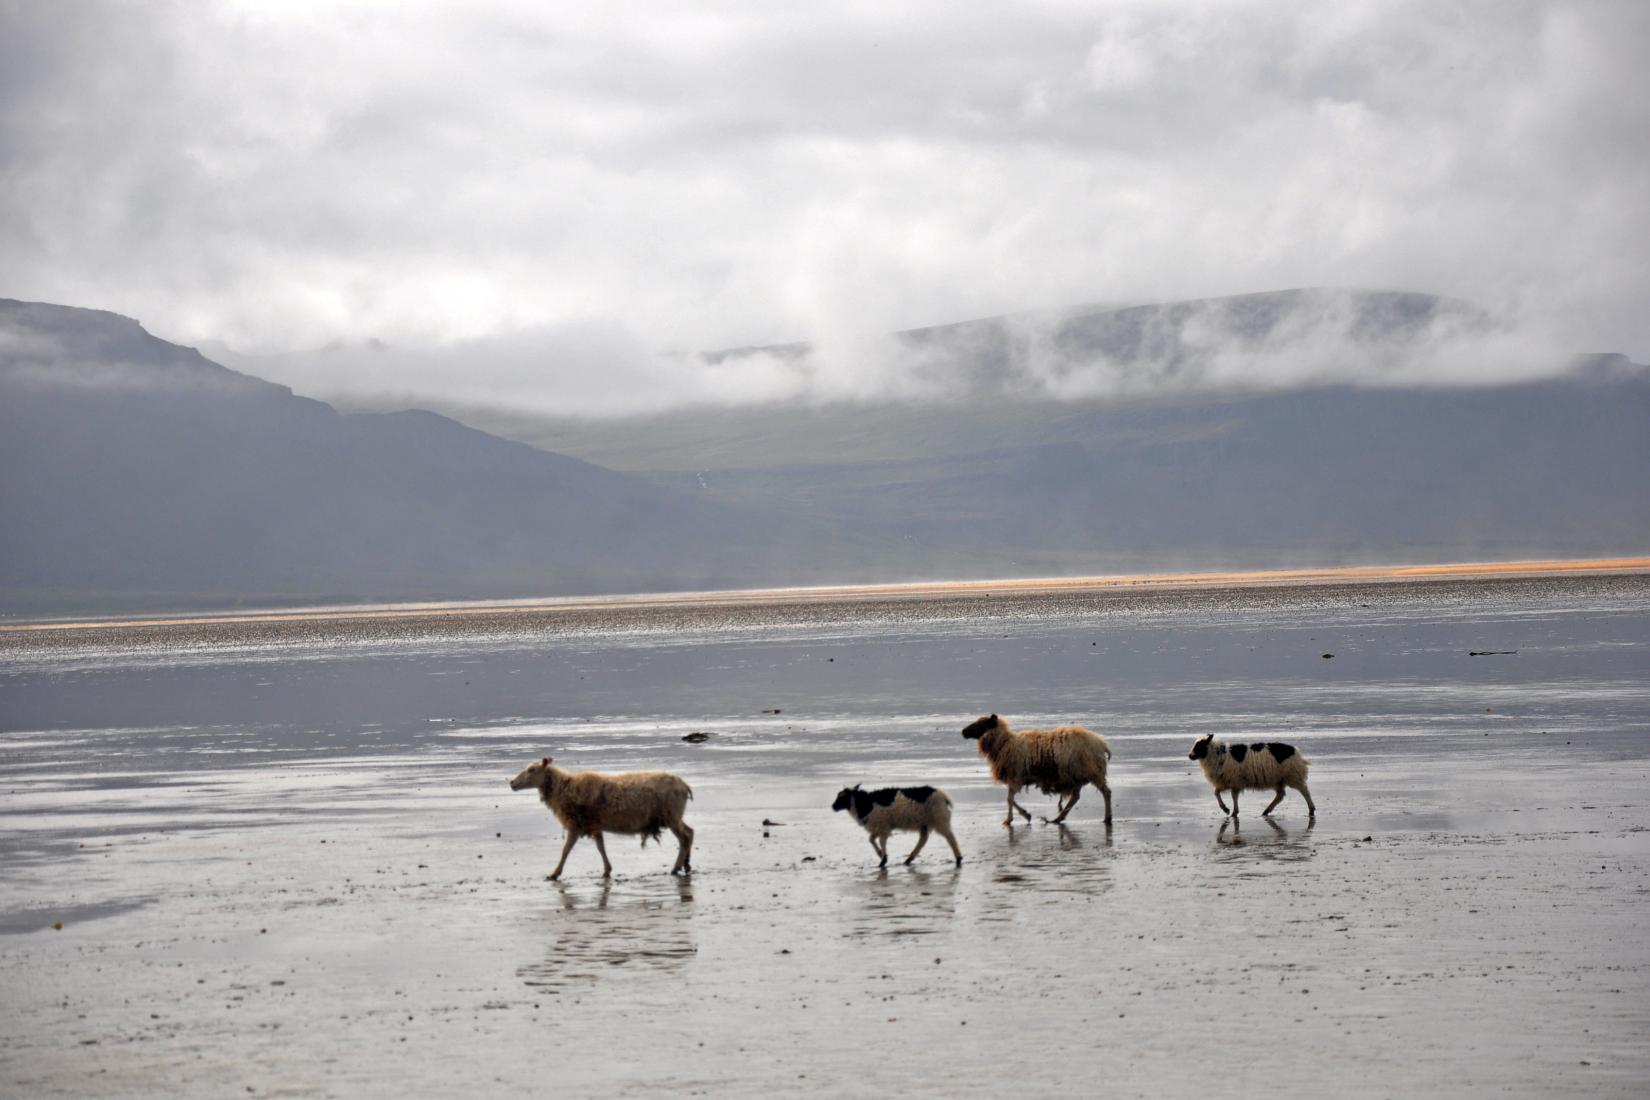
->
[211,289,1613,417]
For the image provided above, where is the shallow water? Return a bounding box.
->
[2,575,1648,1096]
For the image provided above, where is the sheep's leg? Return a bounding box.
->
[1051,788,1080,824]
[1262,785,1287,816]
[1230,790,1240,818]
[905,827,930,864]
[1005,785,1033,825]
[591,830,613,878]
[1215,791,1231,816]
[1295,780,1317,818]
[548,831,580,880]
[937,824,963,866]
[1099,780,1113,826]
[869,834,888,867]
[669,822,694,874]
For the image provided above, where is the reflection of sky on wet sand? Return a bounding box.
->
[1,575,1648,1095]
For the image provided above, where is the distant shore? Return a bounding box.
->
[6,556,1647,633]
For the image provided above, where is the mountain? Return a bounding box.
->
[450,378,1650,576]
[0,300,836,614]
[3,295,1646,615]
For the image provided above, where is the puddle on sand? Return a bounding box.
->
[0,896,158,935]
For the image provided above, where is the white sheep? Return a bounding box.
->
[509,756,694,879]
[960,714,1112,826]
[1187,735,1316,818]
[831,784,963,866]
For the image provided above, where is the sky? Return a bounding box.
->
[2,0,1647,413]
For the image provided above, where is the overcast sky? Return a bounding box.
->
[3,1,1646,412]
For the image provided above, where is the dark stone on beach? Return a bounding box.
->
[1322,653,1334,659]
[682,732,712,743]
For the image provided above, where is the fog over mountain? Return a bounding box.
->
[3,296,1645,615]
[212,288,1554,417]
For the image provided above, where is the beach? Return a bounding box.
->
[2,570,1648,1096]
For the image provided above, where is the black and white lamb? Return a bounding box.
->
[831,785,963,867]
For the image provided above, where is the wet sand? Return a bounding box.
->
[2,573,1648,1096]
[7,555,1649,632]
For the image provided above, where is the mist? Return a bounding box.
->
[4,1,1647,416]
[210,289,1594,418]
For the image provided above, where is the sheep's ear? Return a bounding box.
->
[990,713,999,722]
[541,756,550,767]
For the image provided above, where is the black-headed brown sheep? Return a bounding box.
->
[961,714,1112,826]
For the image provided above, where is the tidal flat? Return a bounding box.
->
[2,573,1648,1097]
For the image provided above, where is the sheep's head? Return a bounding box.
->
[961,714,1000,740]
[509,756,553,790]
[831,785,861,813]
[1187,735,1214,761]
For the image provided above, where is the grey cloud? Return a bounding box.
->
[2,1,1646,412]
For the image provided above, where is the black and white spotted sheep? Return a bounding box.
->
[1187,734,1316,818]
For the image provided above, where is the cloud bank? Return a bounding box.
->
[3,1,1646,412]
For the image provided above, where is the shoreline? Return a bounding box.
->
[4,555,1648,633]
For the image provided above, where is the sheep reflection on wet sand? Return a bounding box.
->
[517,879,697,990]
